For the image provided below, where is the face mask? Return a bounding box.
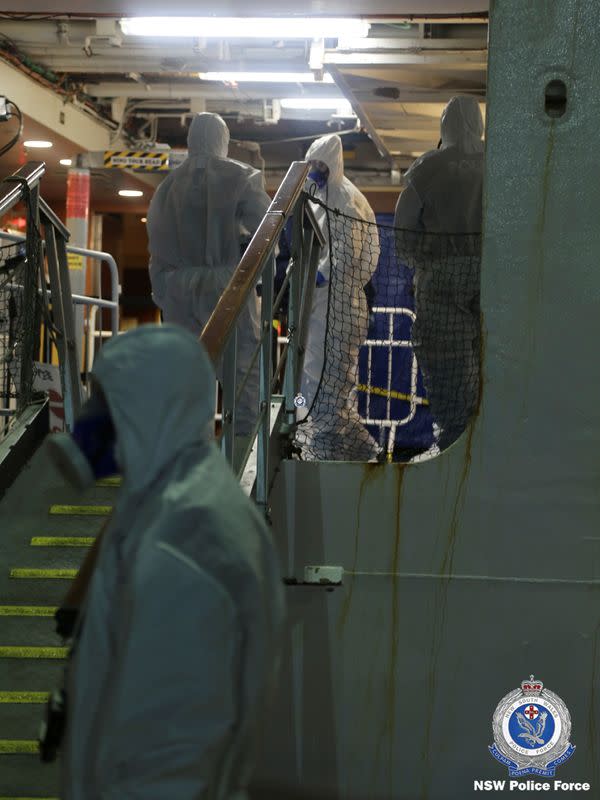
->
[308,169,329,189]
[47,389,119,490]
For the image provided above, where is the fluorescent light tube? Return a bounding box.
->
[280,98,354,114]
[120,17,369,39]
[118,189,144,197]
[199,71,334,83]
[24,140,53,148]
[59,158,72,166]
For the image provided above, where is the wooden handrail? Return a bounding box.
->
[200,160,310,362]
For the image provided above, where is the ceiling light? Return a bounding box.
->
[24,140,53,149]
[141,217,147,223]
[120,17,369,39]
[199,71,334,83]
[59,158,72,166]
[280,98,354,114]
[118,189,144,197]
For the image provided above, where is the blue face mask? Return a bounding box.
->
[47,389,119,490]
[308,169,329,189]
[71,402,119,481]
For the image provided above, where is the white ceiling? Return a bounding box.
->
[0,10,488,196]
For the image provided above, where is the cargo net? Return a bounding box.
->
[0,240,37,433]
[294,200,482,462]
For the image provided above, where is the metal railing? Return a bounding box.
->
[357,306,429,461]
[200,160,324,512]
[0,232,121,368]
[0,164,76,433]
[0,162,93,432]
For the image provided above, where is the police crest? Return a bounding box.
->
[489,676,575,777]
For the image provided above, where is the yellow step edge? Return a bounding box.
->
[0,740,40,754]
[30,537,94,547]
[0,692,49,703]
[0,606,57,617]
[0,646,68,659]
[10,569,77,580]
[95,476,122,487]
[49,504,111,516]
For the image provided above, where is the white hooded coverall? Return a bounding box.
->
[394,95,484,448]
[61,325,285,799]
[147,113,272,435]
[296,134,381,461]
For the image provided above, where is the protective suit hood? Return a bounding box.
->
[440,95,484,153]
[187,112,230,158]
[91,324,215,492]
[306,134,345,187]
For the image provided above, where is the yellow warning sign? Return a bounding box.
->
[67,252,84,271]
[104,150,169,171]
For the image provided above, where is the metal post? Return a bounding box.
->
[283,202,304,424]
[256,253,274,510]
[44,224,82,429]
[65,167,90,366]
[18,183,41,414]
[220,329,237,466]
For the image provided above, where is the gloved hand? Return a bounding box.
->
[55,607,79,640]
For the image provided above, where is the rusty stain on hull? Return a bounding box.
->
[420,400,480,798]
[371,465,405,794]
[338,463,384,636]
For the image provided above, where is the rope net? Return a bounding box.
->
[0,240,39,431]
[294,199,482,462]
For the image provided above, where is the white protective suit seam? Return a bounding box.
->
[155,540,237,614]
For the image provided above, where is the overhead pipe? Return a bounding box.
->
[83,82,345,100]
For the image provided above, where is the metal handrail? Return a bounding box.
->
[0,162,45,218]
[39,197,70,241]
[199,160,325,510]
[0,231,120,339]
[201,161,311,362]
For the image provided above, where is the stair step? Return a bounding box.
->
[5,547,88,573]
[0,583,74,607]
[9,571,77,581]
[0,694,48,704]
[95,476,121,487]
[0,752,59,795]
[48,505,111,516]
[0,609,56,619]
[0,742,39,755]
[0,662,64,694]
[29,538,93,548]
[0,617,61,647]
[0,705,48,741]
[0,648,67,660]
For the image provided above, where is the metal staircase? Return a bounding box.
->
[0,445,119,798]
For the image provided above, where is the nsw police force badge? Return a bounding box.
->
[489,676,575,777]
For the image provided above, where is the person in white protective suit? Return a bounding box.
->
[296,133,381,461]
[394,95,484,449]
[56,325,285,799]
[147,112,271,436]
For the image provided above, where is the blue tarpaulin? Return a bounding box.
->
[357,214,435,452]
